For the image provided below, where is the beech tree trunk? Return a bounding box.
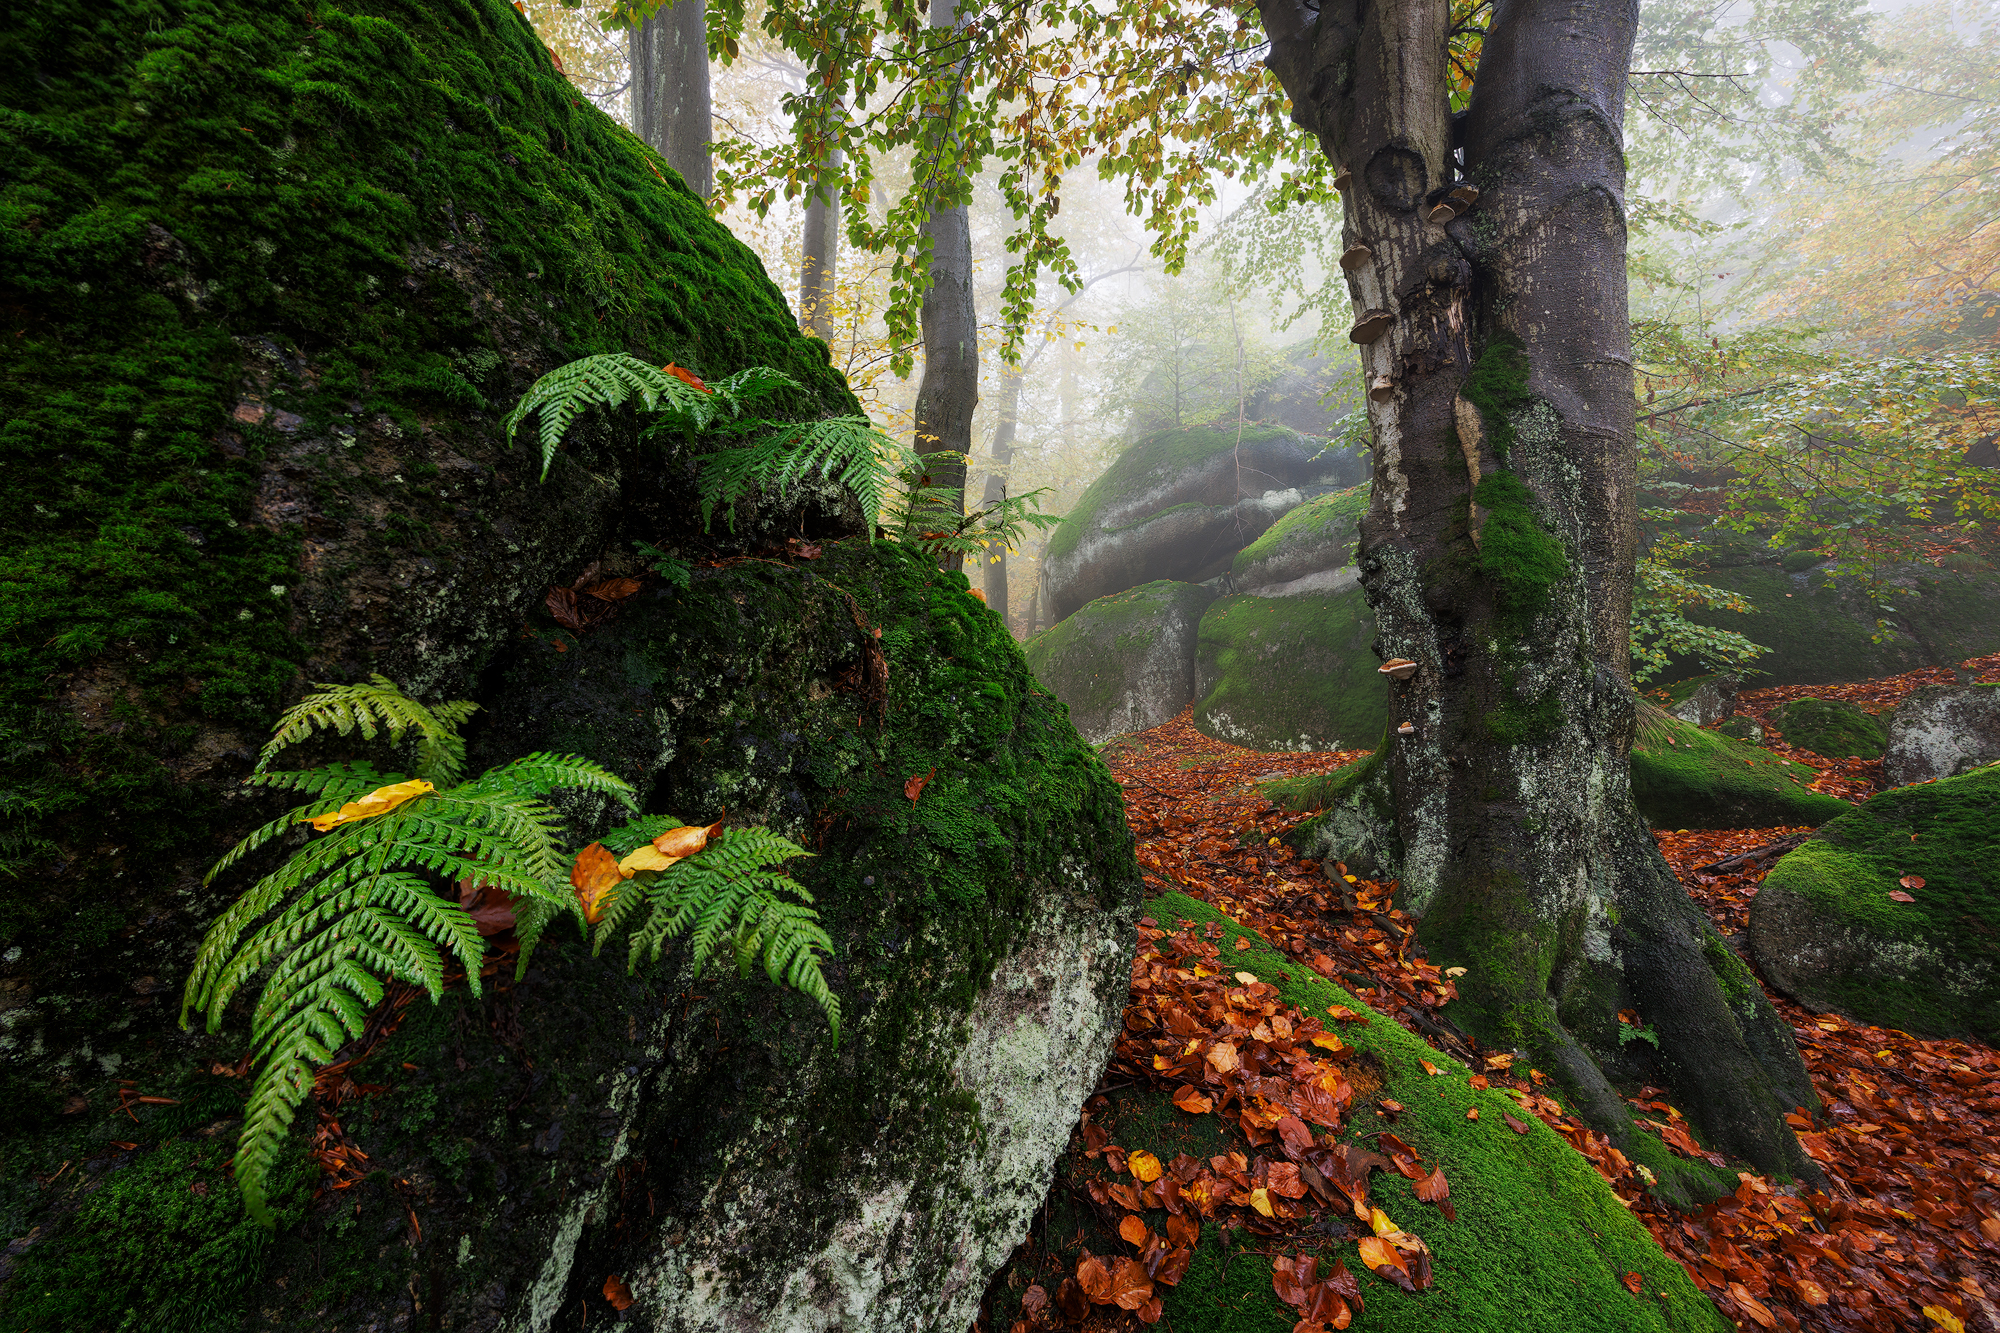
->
[911,0,979,572]
[630,0,711,199]
[980,362,1026,620]
[800,146,841,340]
[1253,0,1822,1182]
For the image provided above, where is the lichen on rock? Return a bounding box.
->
[1023,581,1219,744]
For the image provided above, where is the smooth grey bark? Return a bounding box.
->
[911,0,979,571]
[800,147,842,340]
[630,0,711,199]
[980,362,1025,621]
[1252,0,1821,1185]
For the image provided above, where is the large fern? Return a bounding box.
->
[592,816,840,1041]
[695,415,913,534]
[188,679,846,1226]
[185,683,636,1225]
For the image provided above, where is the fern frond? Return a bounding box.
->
[256,675,474,785]
[511,894,569,979]
[205,763,400,887]
[608,828,839,1041]
[598,814,684,856]
[698,416,912,533]
[462,753,637,810]
[703,366,803,416]
[504,353,722,480]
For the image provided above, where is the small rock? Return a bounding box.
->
[1884,684,2000,786]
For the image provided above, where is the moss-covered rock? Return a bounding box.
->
[1023,581,1219,744]
[1749,767,2000,1040]
[1,0,855,1031]
[1764,698,1887,760]
[1666,559,2000,687]
[1884,684,2000,786]
[984,892,1729,1333]
[1229,484,1368,595]
[1191,588,1387,752]
[1041,425,1366,623]
[1274,744,1402,881]
[1631,708,1852,830]
[1662,674,1739,728]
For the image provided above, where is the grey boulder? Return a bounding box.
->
[1885,684,2000,786]
[1024,581,1220,744]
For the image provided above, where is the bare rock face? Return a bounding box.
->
[1885,685,2000,787]
[1039,426,1366,625]
[1663,674,1740,729]
[1023,582,1221,744]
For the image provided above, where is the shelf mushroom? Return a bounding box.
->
[1450,184,1479,210]
[1348,308,1394,344]
[1427,201,1457,223]
[1397,722,1416,736]
[1368,375,1397,402]
[1334,166,1353,191]
[1378,658,1419,681]
[1340,244,1374,272]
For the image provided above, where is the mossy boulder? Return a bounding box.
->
[1764,697,1887,760]
[1661,674,1739,729]
[984,892,1730,1333]
[1749,767,2000,1040]
[1666,559,2000,687]
[1631,708,1852,830]
[1191,588,1388,752]
[1,541,1142,1332]
[1041,425,1366,623]
[1229,484,1368,595]
[1275,745,1402,881]
[1023,581,1219,744]
[1884,684,2000,786]
[1,0,855,1031]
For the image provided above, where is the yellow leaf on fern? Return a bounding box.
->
[571,842,626,924]
[309,780,434,832]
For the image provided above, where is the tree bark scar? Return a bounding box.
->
[1453,393,1485,547]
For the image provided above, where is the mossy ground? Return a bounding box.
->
[985,892,1728,1333]
[1632,708,1851,830]
[1192,590,1386,752]
[1755,766,2000,1038]
[1764,698,1887,759]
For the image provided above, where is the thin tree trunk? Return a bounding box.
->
[629,0,711,199]
[911,0,978,572]
[979,362,1025,623]
[1253,0,1821,1184]
[800,147,841,340]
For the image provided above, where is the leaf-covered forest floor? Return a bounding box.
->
[983,652,2000,1333]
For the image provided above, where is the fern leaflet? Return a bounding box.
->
[257,675,472,785]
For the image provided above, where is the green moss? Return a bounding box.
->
[1462,333,1533,459]
[1023,580,1215,729]
[1764,697,1887,760]
[1474,472,1568,633]
[1001,891,1728,1333]
[1230,484,1369,576]
[1044,424,1307,563]
[1191,588,1387,751]
[1754,767,2000,1038]
[1631,707,1851,830]
[1,1139,312,1332]
[0,0,854,916]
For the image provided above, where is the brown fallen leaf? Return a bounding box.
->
[581,577,643,602]
[1129,1150,1163,1183]
[1173,1085,1213,1115]
[1118,1215,1150,1247]
[1076,1251,1111,1303]
[1728,1281,1777,1328]
[1468,1073,1489,1090]
[905,767,935,802]
[1465,1107,1480,1121]
[1108,1256,1154,1310]
[1900,874,1926,889]
[570,842,625,924]
[602,1274,633,1311]
[1503,1111,1530,1135]
[1056,1277,1088,1321]
[1357,1235,1416,1293]
[1889,890,1917,903]
[661,362,711,393]
[1622,1271,1644,1296]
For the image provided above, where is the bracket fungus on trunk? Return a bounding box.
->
[1340,244,1374,272]
[1396,721,1416,736]
[1348,308,1394,344]
[1378,658,1419,682]
[1368,375,1398,403]
[1334,165,1352,191]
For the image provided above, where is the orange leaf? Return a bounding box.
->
[1328,1005,1367,1023]
[570,842,626,924]
[1728,1282,1776,1328]
[602,1274,633,1310]
[1311,1032,1345,1052]
[1076,1251,1112,1303]
[1206,1041,1241,1074]
[905,767,935,802]
[654,819,722,859]
[1413,1166,1449,1205]
[1465,1107,1479,1121]
[1468,1073,1489,1090]
[1420,1059,1441,1076]
[1622,1272,1644,1296]
[1108,1257,1154,1311]
[1357,1235,1412,1287]
[310,779,435,832]
[1795,1279,1830,1305]
[1129,1150,1163,1182]
[1889,890,1916,903]
[1173,1085,1213,1115]
[1119,1214,1151,1248]
[1900,874,1926,889]
[660,362,711,393]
